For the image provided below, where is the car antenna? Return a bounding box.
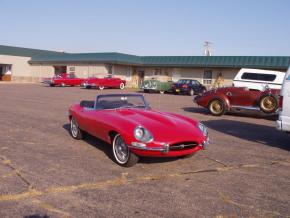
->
[158,92,161,110]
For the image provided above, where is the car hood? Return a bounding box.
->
[105,108,204,143]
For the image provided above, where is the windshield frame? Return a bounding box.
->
[95,94,149,110]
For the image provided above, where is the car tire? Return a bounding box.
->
[259,95,278,114]
[112,134,139,167]
[70,117,83,140]
[208,99,225,116]
[143,89,149,93]
[49,84,55,87]
[61,82,66,87]
[85,85,91,89]
[120,83,125,90]
[189,89,194,96]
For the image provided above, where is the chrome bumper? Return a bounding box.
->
[129,142,169,153]
[130,139,209,154]
[276,120,282,131]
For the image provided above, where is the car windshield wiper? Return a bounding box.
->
[118,105,146,109]
[117,105,134,109]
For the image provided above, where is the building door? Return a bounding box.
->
[54,66,67,75]
[0,65,12,81]
[132,69,145,88]
[138,71,145,87]
[0,66,3,81]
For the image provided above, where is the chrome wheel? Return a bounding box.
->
[260,96,277,113]
[71,118,79,138]
[61,82,66,87]
[99,86,104,90]
[209,99,225,116]
[120,83,125,90]
[113,134,129,164]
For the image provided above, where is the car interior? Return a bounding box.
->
[80,100,132,110]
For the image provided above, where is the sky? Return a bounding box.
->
[0,0,290,56]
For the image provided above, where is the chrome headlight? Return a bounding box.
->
[134,126,153,143]
[197,122,208,137]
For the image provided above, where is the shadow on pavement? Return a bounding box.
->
[63,124,180,165]
[183,107,278,121]
[203,119,290,151]
[183,107,208,115]
[24,215,49,218]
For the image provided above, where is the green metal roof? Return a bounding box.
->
[141,56,290,69]
[1,45,289,70]
[30,52,142,65]
[30,54,290,70]
[0,45,61,57]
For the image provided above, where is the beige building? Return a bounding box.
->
[1,45,290,88]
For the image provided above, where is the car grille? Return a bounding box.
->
[169,142,198,151]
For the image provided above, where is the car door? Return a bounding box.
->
[77,108,108,140]
[191,80,201,93]
[226,88,260,106]
[110,78,120,88]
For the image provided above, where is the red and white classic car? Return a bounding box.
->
[194,86,280,116]
[82,76,126,90]
[43,73,85,87]
[68,94,209,167]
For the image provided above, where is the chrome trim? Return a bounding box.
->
[231,105,260,111]
[130,142,169,153]
[170,143,197,150]
[202,137,210,149]
[134,125,154,143]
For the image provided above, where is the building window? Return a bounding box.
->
[107,65,113,75]
[203,70,212,84]
[154,69,162,75]
[69,66,75,72]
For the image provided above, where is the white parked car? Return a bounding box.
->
[276,67,290,133]
[233,68,286,90]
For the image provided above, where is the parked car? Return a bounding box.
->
[82,76,126,90]
[276,67,290,132]
[141,79,172,94]
[194,86,280,116]
[68,94,209,167]
[233,68,285,91]
[43,73,85,87]
[172,79,206,96]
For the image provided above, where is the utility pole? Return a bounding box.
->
[204,41,213,56]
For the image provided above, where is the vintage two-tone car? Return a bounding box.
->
[194,86,280,116]
[141,79,172,94]
[43,73,85,87]
[81,76,126,90]
[68,94,209,167]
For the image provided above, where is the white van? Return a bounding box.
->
[233,68,285,90]
[276,67,290,132]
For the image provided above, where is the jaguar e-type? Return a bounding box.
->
[68,94,209,167]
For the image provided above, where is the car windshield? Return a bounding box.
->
[96,94,148,109]
[177,79,190,84]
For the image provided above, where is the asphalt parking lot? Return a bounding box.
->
[0,84,289,218]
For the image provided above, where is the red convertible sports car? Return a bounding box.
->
[43,73,85,87]
[81,76,126,90]
[194,86,280,116]
[68,94,209,167]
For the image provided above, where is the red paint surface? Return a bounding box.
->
[69,105,206,157]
